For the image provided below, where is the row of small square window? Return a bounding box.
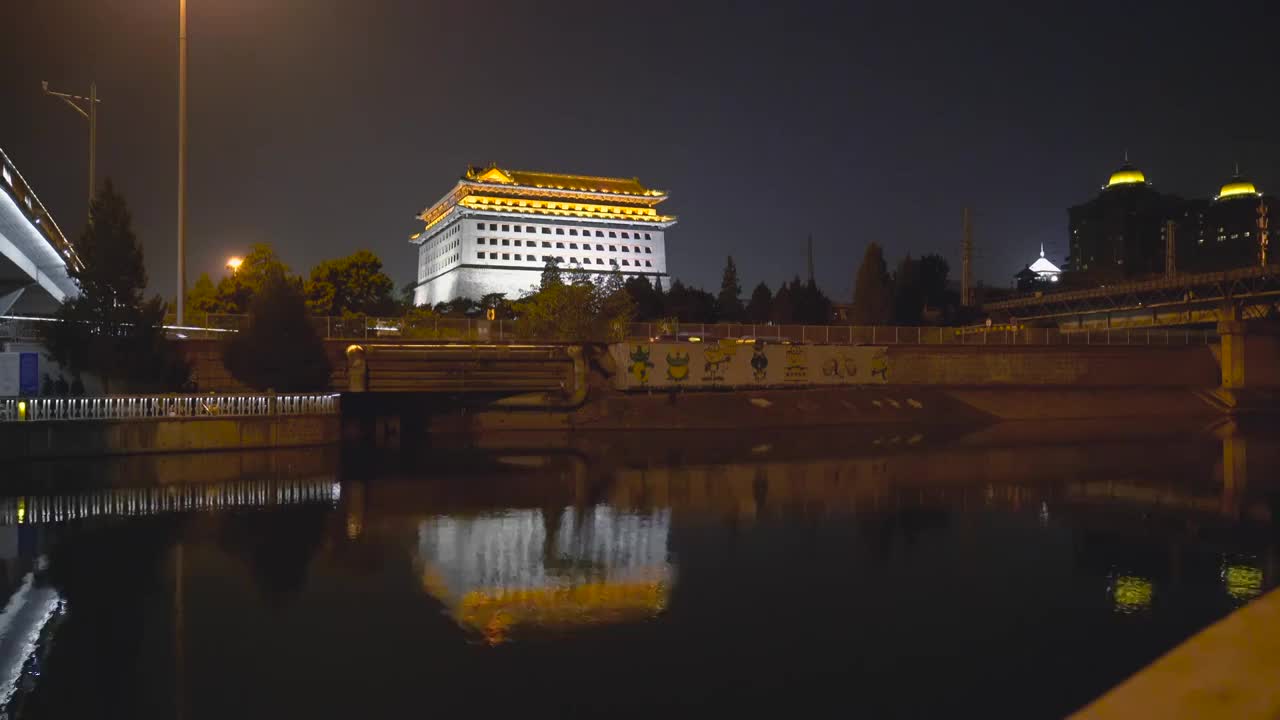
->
[476,222,652,241]
[477,252,652,268]
[477,237,652,253]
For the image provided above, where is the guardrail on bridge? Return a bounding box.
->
[0,393,339,422]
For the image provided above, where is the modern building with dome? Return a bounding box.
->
[1067,160,1183,281]
[1188,168,1272,271]
[1064,158,1273,283]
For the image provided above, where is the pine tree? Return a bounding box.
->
[224,268,330,391]
[851,242,893,325]
[40,179,188,393]
[717,255,744,321]
[540,257,563,291]
[745,282,772,323]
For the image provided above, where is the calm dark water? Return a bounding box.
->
[1,423,1277,719]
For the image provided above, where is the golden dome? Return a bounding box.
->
[1106,166,1146,188]
[1216,179,1258,201]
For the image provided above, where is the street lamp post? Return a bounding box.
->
[177,0,189,326]
[41,81,101,210]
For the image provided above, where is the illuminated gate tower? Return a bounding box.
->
[410,164,677,307]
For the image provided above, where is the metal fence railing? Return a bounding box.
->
[24,312,1219,346]
[0,393,339,423]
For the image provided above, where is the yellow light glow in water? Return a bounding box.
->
[1113,575,1153,613]
[1224,565,1263,601]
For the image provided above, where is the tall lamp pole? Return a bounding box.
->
[41,81,101,210]
[177,0,189,326]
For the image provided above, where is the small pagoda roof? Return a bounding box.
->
[1029,244,1061,274]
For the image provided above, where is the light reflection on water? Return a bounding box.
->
[417,508,674,644]
[0,426,1276,719]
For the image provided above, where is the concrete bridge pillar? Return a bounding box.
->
[1217,317,1280,391]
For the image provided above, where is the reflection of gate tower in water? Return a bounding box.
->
[417,507,673,643]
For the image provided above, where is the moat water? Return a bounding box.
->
[1,421,1277,718]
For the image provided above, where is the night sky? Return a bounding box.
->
[3,0,1277,302]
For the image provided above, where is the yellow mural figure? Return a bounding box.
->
[784,346,808,381]
[629,345,654,384]
[666,351,690,382]
[701,340,738,382]
[870,349,889,381]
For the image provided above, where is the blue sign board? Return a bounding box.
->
[18,353,38,395]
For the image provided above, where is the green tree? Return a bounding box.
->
[852,242,893,325]
[793,277,833,324]
[214,243,290,313]
[892,255,924,325]
[745,282,772,323]
[716,255,743,321]
[304,249,397,317]
[917,253,951,309]
[398,280,419,311]
[664,280,717,323]
[540,257,563,291]
[40,179,188,393]
[624,276,664,320]
[771,280,794,324]
[224,268,330,391]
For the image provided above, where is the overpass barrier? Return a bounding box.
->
[157,313,1217,346]
[0,392,339,422]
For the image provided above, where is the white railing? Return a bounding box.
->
[0,476,340,525]
[0,393,339,423]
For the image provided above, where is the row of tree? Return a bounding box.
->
[185,244,403,318]
[42,181,330,393]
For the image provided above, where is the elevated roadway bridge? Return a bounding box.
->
[983,265,1280,330]
[0,147,80,316]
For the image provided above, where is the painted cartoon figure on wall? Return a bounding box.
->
[666,351,690,382]
[870,349,889,381]
[629,345,654,385]
[822,354,858,378]
[784,346,808,382]
[702,340,738,383]
[750,340,769,381]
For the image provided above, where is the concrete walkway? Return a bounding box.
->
[1072,588,1280,719]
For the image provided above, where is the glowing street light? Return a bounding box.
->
[226,256,243,273]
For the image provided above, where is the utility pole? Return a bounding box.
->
[177,0,189,326]
[961,207,974,307]
[41,81,101,210]
[1165,220,1177,277]
[806,234,815,285]
[1260,199,1270,267]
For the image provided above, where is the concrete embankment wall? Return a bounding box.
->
[1,415,339,461]
[178,339,350,393]
[882,345,1219,387]
[610,341,1220,390]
